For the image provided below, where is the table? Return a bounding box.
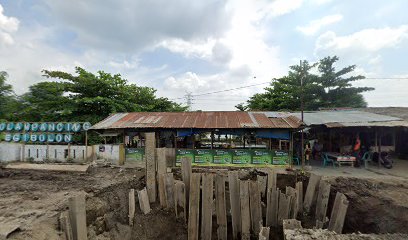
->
[325,152,356,167]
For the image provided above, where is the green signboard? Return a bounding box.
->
[213,149,233,164]
[272,150,289,165]
[125,148,145,161]
[194,149,213,164]
[175,148,289,167]
[252,149,272,164]
[232,149,252,164]
[176,149,195,165]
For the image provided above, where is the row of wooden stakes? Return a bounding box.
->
[138,159,349,240]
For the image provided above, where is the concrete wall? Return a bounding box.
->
[24,145,93,162]
[93,144,121,164]
[0,142,22,162]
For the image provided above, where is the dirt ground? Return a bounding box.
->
[0,166,187,240]
[0,165,407,239]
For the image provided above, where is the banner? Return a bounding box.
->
[194,149,213,164]
[176,149,194,165]
[252,149,272,164]
[213,149,233,164]
[176,148,289,167]
[125,148,145,161]
[272,150,289,165]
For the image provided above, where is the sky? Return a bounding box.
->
[1,0,408,111]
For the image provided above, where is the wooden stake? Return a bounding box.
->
[249,180,262,233]
[257,175,267,199]
[215,175,227,240]
[174,180,186,221]
[240,180,251,240]
[296,182,303,215]
[285,186,298,219]
[228,171,241,239]
[303,174,321,214]
[164,173,175,209]
[315,181,331,225]
[129,189,135,226]
[68,194,87,240]
[145,132,157,202]
[137,187,151,214]
[181,157,192,214]
[266,187,279,227]
[278,192,292,226]
[188,173,201,240]
[328,192,349,234]
[201,174,214,240]
[158,174,167,208]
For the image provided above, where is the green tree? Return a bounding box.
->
[30,67,187,123]
[241,56,373,111]
[0,71,16,120]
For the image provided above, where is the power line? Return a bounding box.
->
[170,77,408,101]
[170,82,269,100]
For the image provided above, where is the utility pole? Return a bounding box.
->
[185,92,193,111]
[300,60,305,170]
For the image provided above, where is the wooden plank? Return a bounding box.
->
[285,186,298,219]
[164,173,175,209]
[267,170,277,192]
[174,180,186,221]
[188,173,201,240]
[181,157,192,215]
[295,182,303,215]
[249,180,262,234]
[278,192,292,226]
[201,174,214,240]
[157,148,167,208]
[228,171,241,239]
[266,187,279,227]
[315,181,331,224]
[239,180,251,240]
[328,192,349,234]
[258,227,270,240]
[137,187,151,214]
[59,211,73,240]
[158,174,167,208]
[145,132,157,202]
[68,194,87,240]
[129,189,135,226]
[257,175,267,199]
[303,174,321,214]
[215,174,227,240]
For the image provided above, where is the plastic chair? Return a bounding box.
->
[322,153,335,167]
[361,151,372,168]
[293,156,300,165]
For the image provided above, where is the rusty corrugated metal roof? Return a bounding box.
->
[91,112,302,130]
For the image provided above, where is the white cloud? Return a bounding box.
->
[0,4,19,45]
[310,0,333,5]
[297,14,343,36]
[265,0,303,18]
[316,25,408,52]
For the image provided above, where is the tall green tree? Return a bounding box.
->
[239,56,373,111]
[0,71,16,120]
[18,67,186,123]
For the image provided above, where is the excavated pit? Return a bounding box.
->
[0,166,407,239]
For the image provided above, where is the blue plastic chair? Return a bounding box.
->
[322,153,335,167]
[361,151,372,167]
[293,156,300,165]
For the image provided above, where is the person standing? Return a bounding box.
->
[353,134,361,167]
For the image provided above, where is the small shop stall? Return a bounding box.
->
[91,111,302,167]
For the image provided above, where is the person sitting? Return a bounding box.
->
[312,140,323,160]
